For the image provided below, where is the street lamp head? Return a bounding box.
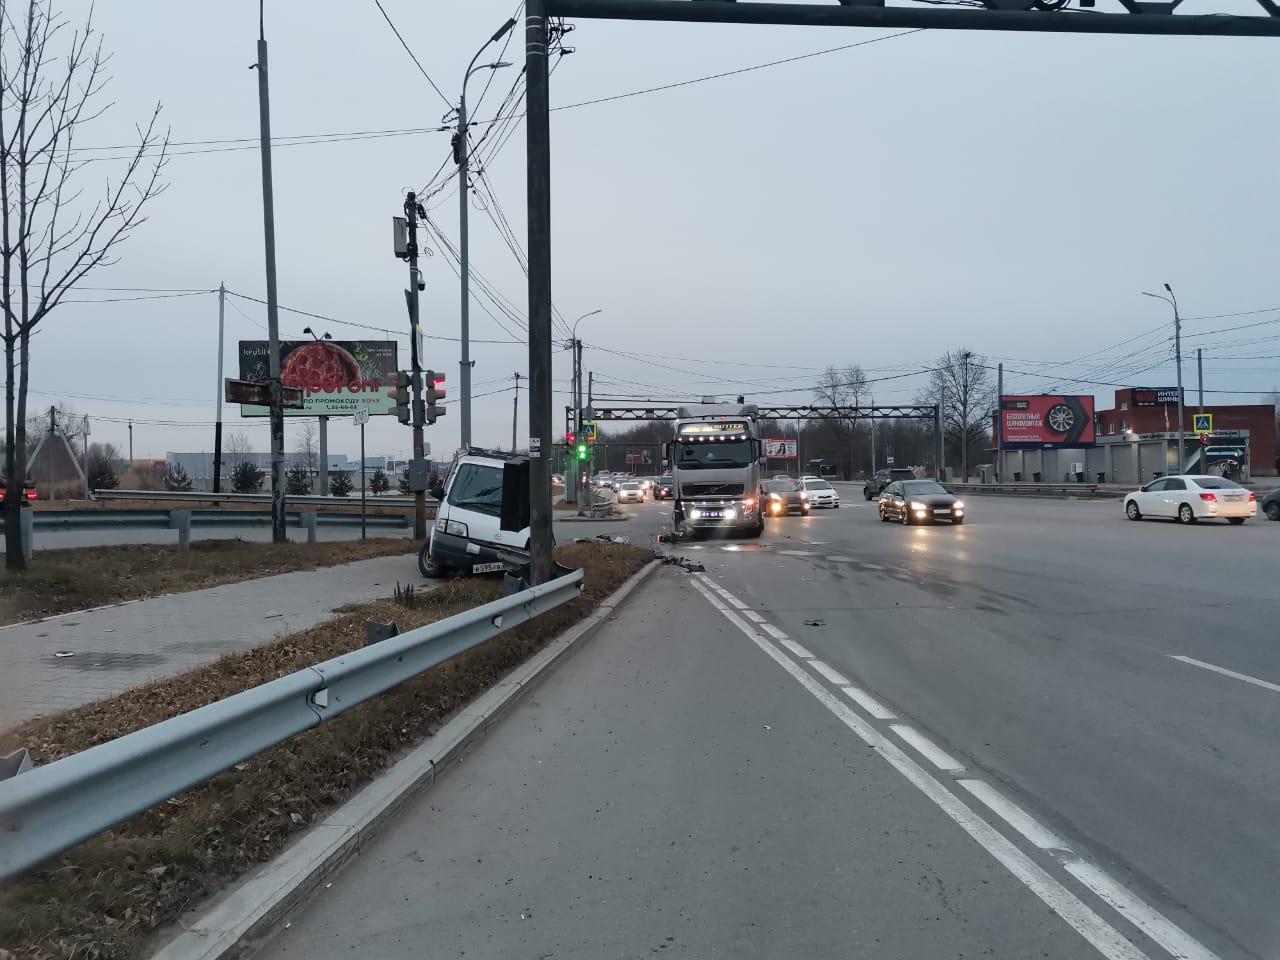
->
[1163,282,1173,294]
[490,61,512,70]
[491,17,517,43]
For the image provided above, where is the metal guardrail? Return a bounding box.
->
[32,509,409,530]
[94,489,429,507]
[0,568,584,879]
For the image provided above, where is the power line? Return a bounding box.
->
[371,0,452,109]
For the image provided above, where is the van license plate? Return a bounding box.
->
[472,561,506,573]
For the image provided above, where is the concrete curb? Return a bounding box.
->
[148,558,662,960]
[556,515,630,523]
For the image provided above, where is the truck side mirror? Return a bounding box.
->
[429,482,445,501]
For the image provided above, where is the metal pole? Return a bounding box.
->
[81,415,89,500]
[511,372,522,450]
[996,361,1003,480]
[936,387,945,482]
[525,0,553,584]
[128,420,133,464]
[458,94,473,449]
[213,282,225,493]
[1196,348,1204,413]
[318,416,328,495]
[1170,284,1184,476]
[575,339,584,515]
[404,192,427,540]
[255,33,286,542]
[360,422,366,540]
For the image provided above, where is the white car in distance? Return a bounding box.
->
[617,481,645,504]
[1124,474,1257,525]
[799,477,840,508]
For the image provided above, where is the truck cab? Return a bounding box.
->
[668,405,765,539]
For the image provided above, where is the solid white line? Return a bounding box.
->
[741,610,766,623]
[689,580,1150,960]
[1168,655,1280,695]
[959,780,1071,852]
[841,685,896,720]
[779,549,818,557]
[890,725,966,774]
[809,659,850,686]
[1063,860,1220,960]
[760,623,789,641]
[779,638,815,660]
[828,555,854,562]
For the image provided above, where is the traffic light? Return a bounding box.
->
[575,442,588,461]
[565,432,575,446]
[424,371,446,425]
[391,371,412,424]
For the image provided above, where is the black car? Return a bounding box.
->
[762,478,809,516]
[864,467,915,501]
[879,479,965,525]
[652,475,674,501]
[1262,488,1280,521]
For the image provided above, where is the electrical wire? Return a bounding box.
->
[371,0,452,109]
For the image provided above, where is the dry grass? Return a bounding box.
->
[0,542,653,960]
[0,538,413,626]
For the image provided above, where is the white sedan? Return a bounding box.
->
[1124,475,1257,525]
[617,481,645,504]
[799,477,840,508]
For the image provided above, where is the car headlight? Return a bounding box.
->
[770,493,782,501]
[911,501,928,512]
[445,519,468,537]
[799,491,808,500]
[953,500,964,510]
[742,497,755,510]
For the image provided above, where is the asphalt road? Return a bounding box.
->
[258,489,1279,960]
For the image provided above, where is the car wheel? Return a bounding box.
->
[878,506,888,522]
[1125,500,1141,521]
[419,542,447,578]
[864,489,872,501]
[899,509,911,525]
[1266,502,1280,521]
[1228,517,1246,525]
[1178,503,1196,524]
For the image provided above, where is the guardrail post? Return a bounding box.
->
[168,510,192,549]
[20,509,33,561]
[300,511,318,545]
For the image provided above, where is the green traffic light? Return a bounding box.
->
[575,444,588,460]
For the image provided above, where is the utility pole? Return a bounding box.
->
[1196,348,1204,413]
[936,384,945,481]
[996,362,1004,481]
[511,372,524,450]
[573,338,584,511]
[128,420,133,463]
[318,417,328,495]
[525,0,553,584]
[403,191,428,540]
[81,414,90,500]
[1144,284,1185,477]
[457,18,516,449]
[213,282,226,493]
[254,17,286,542]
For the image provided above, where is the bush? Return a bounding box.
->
[164,463,193,491]
[397,468,411,495]
[370,468,390,495]
[231,460,265,493]
[86,443,119,491]
[329,472,353,497]
[285,463,311,496]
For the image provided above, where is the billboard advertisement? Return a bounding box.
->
[1000,395,1096,448]
[237,340,398,417]
[1132,387,1182,407]
[763,438,797,459]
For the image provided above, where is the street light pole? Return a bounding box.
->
[1142,285,1184,476]
[457,19,516,449]
[566,308,601,513]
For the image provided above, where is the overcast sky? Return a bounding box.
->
[24,0,1280,459]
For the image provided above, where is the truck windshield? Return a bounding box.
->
[674,439,754,469]
[447,463,503,515]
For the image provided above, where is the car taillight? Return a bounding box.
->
[1249,492,1257,502]
[25,489,36,500]
[1199,493,1216,502]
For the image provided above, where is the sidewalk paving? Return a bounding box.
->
[0,551,423,730]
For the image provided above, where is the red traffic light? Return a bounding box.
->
[566,432,576,445]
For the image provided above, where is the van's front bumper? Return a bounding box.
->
[429,528,506,571]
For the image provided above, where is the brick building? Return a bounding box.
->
[1095,389,1276,476]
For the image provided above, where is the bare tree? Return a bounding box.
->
[812,364,869,477]
[916,348,995,480]
[2,0,168,568]
[294,421,317,491]
[224,431,255,458]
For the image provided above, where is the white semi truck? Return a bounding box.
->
[668,404,765,539]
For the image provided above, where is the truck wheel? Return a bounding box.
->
[419,542,447,578]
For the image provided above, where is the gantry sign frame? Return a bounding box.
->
[521,0,1280,582]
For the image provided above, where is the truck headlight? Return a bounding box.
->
[445,520,469,537]
[689,509,702,520]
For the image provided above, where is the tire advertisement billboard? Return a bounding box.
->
[237,340,398,417]
[1000,395,1096,448]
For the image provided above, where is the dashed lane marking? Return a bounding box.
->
[1168,655,1280,695]
[809,659,850,686]
[840,685,895,720]
[890,724,966,774]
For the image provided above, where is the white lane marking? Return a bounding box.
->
[1168,655,1280,695]
[760,623,789,641]
[959,780,1071,851]
[1062,860,1220,960]
[841,685,896,720]
[890,725,966,774]
[688,579,1150,960]
[828,555,854,562]
[779,638,815,660]
[779,549,819,557]
[741,610,766,623]
[809,659,850,686]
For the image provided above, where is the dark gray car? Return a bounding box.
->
[1262,488,1280,521]
[762,479,810,516]
[879,479,966,525]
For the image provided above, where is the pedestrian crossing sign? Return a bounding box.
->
[581,420,598,443]
[1192,413,1213,433]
